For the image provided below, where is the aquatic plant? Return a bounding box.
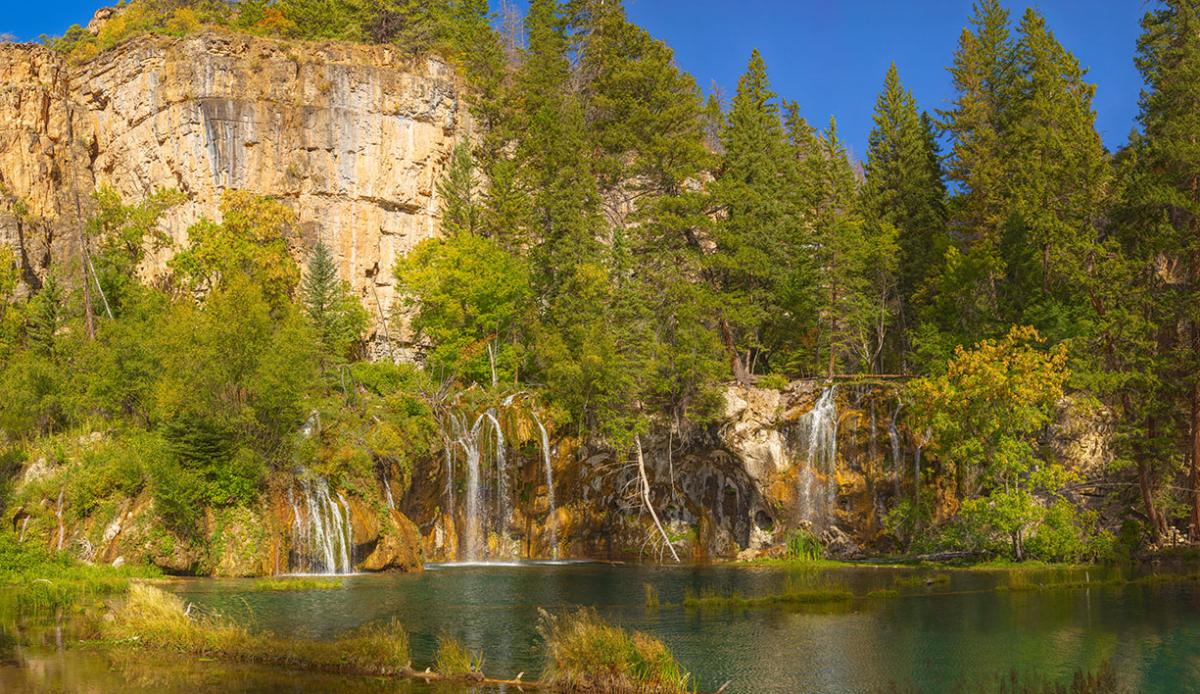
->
[867,589,900,599]
[644,583,661,610]
[991,660,1125,693]
[538,607,693,694]
[104,584,410,676]
[434,633,484,678]
[682,586,853,610]
[250,578,344,591]
[893,573,950,588]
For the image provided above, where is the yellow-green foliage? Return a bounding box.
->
[539,608,692,694]
[47,1,223,63]
[434,633,483,678]
[105,584,409,676]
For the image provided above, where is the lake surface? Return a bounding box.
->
[3,562,1199,692]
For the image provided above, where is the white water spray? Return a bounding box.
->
[288,474,355,574]
[483,410,509,534]
[888,403,903,498]
[534,412,558,559]
[791,386,839,528]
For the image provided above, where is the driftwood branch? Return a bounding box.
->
[636,435,680,563]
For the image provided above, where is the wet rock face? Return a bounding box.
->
[0,32,466,338]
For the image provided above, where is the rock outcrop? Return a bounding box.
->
[0,31,467,343]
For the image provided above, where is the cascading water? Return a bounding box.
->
[288,474,355,574]
[790,386,839,529]
[888,404,903,499]
[483,410,509,534]
[452,413,487,561]
[534,413,558,559]
[381,468,397,510]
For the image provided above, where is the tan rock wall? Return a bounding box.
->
[0,31,467,339]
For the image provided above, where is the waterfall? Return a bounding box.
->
[888,404,903,499]
[381,468,397,510]
[534,413,558,559]
[791,386,839,529]
[483,410,509,534]
[454,413,488,561]
[289,475,355,574]
[443,439,456,518]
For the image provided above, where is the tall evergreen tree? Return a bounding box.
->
[1131,0,1200,538]
[937,0,1016,342]
[709,50,806,380]
[300,242,367,367]
[862,64,947,369]
[1002,8,1109,337]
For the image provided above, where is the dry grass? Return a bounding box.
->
[104,584,409,676]
[539,607,692,694]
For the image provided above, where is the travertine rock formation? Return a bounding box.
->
[0,31,467,342]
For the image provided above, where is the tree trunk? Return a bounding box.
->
[1191,371,1200,541]
[636,436,680,563]
[718,318,750,384]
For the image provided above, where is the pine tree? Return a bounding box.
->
[572,0,724,426]
[709,49,799,380]
[301,241,367,365]
[26,276,63,358]
[862,64,947,368]
[515,0,602,291]
[1130,0,1200,538]
[810,119,886,376]
[437,142,482,237]
[1002,8,1109,337]
[937,0,1016,343]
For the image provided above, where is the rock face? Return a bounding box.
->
[0,32,467,341]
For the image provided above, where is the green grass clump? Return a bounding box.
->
[893,573,950,588]
[103,584,410,676]
[683,586,853,610]
[784,528,824,563]
[867,588,900,599]
[539,608,692,694]
[0,531,161,613]
[251,578,344,592]
[435,633,484,678]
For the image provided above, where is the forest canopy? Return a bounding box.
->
[4,0,1200,561]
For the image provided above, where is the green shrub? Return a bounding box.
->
[756,373,789,390]
[149,458,205,536]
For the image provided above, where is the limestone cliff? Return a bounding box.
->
[0,31,467,346]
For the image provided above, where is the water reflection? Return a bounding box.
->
[2,564,1199,692]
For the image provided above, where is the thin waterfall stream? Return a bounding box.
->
[534,412,558,559]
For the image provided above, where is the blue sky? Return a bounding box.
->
[3,1,1148,159]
